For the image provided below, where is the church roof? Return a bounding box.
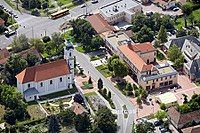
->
[16,59,70,84]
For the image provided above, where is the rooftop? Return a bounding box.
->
[0,48,10,64]
[100,0,140,17]
[16,47,42,60]
[0,18,5,26]
[86,13,115,34]
[181,125,200,133]
[16,59,70,84]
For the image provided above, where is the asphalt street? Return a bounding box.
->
[75,51,135,133]
[0,0,136,132]
[0,0,115,49]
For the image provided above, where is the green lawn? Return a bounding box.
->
[81,81,93,89]
[84,92,97,97]
[27,104,46,120]
[90,56,101,61]
[193,10,200,24]
[39,87,78,101]
[75,45,85,53]
[96,64,112,78]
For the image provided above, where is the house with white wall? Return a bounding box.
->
[15,41,75,101]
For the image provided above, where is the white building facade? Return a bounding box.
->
[16,41,75,101]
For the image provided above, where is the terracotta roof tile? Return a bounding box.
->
[71,102,88,115]
[0,48,10,64]
[118,42,155,72]
[168,107,200,127]
[0,18,5,26]
[16,59,70,83]
[17,47,42,60]
[182,125,200,133]
[86,13,115,34]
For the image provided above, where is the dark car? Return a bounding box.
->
[160,128,168,133]
[154,120,162,126]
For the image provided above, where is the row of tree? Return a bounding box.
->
[47,106,117,133]
[70,19,104,52]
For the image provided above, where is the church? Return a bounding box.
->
[15,40,75,102]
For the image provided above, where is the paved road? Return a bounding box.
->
[75,50,135,133]
[0,0,114,49]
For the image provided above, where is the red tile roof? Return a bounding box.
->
[182,125,200,133]
[71,102,88,115]
[86,13,115,34]
[0,48,10,64]
[118,42,155,72]
[168,107,200,128]
[0,18,5,26]
[17,47,42,60]
[16,59,70,83]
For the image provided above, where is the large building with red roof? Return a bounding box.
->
[118,42,178,90]
[15,41,75,101]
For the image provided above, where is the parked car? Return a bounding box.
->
[154,120,162,126]
[81,4,86,8]
[91,0,98,4]
[4,30,16,37]
[160,128,168,133]
[173,7,179,11]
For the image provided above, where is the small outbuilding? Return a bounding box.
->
[156,92,177,106]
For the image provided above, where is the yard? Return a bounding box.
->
[27,103,46,120]
[96,64,112,78]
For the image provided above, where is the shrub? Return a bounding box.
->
[88,76,93,84]
[108,91,111,99]
[134,89,140,97]
[42,36,51,43]
[137,96,142,104]
[160,103,167,110]
[126,91,133,96]
[103,88,107,97]
[31,8,40,16]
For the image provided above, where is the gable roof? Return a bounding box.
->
[182,125,200,133]
[118,43,155,72]
[16,47,42,60]
[168,107,200,127]
[0,48,10,64]
[86,13,115,34]
[16,59,70,83]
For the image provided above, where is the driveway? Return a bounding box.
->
[142,3,182,16]
[177,75,196,90]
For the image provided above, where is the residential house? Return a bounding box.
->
[164,36,200,81]
[168,107,200,129]
[152,0,176,10]
[118,42,178,90]
[0,48,10,65]
[181,125,200,133]
[15,41,75,101]
[17,47,42,60]
[99,0,142,24]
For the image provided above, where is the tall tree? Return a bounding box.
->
[47,115,61,133]
[111,59,128,78]
[157,25,168,43]
[11,34,30,53]
[155,110,167,121]
[97,78,103,91]
[107,55,119,71]
[91,36,104,51]
[74,113,91,132]
[29,38,45,53]
[125,83,133,91]
[95,107,117,133]
[59,109,75,126]
[134,121,155,133]
[26,53,39,67]
[4,109,16,125]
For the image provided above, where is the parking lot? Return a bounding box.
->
[142,3,182,16]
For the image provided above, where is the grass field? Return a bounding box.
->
[96,64,112,78]
[27,104,46,120]
[84,92,97,97]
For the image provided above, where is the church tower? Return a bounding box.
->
[64,40,75,88]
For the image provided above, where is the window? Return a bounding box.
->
[146,81,148,84]
[160,82,164,87]
[161,77,163,81]
[50,80,53,84]
[164,81,168,86]
[156,79,158,82]
[69,52,71,57]
[170,76,172,79]
[60,77,62,82]
[40,82,43,87]
[68,77,70,79]
[169,80,173,85]
[153,80,154,83]
[146,86,150,90]
[28,84,30,88]
[165,77,167,80]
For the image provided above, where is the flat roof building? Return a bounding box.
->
[99,0,142,24]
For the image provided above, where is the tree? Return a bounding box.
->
[137,96,142,105]
[59,109,75,126]
[107,55,119,71]
[4,109,16,125]
[157,25,167,43]
[11,34,30,53]
[181,3,193,16]
[88,76,93,84]
[134,121,155,133]
[182,94,188,104]
[125,83,133,91]
[74,113,91,132]
[42,36,51,43]
[47,115,61,133]
[141,89,148,100]
[111,59,128,78]
[26,53,39,67]
[179,104,190,113]
[102,88,107,97]
[108,91,111,99]
[155,110,167,121]
[95,107,117,133]
[176,29,187,37]
[97,78,103,91]
[3,55,28,85]
[160,103,167,110]
[91,36,104,51]
[189,101,199,110]
[73,94,84,104]
[188,28,199,38]
[167,45,184,68]
[29,38,45,53]
[134,25,154,43]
